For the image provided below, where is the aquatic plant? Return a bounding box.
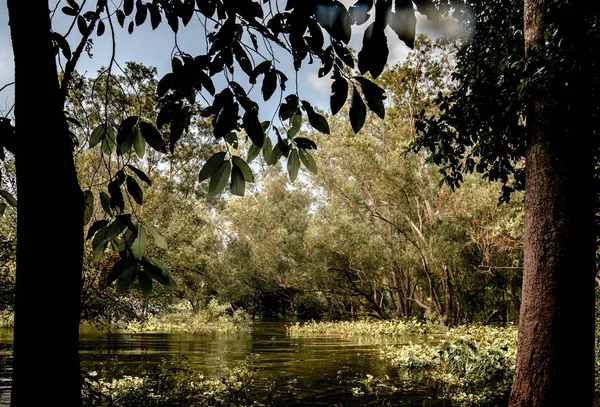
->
[122,299,251,334]
[286,318,442,337]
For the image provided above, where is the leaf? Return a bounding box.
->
[298,149,318,174]
[262,136,273,164]
[104,257,126,288]
[287,149,300,182]
[97,20,105,36]
[108,182,124,212]
[116,9,125,27]
[133,125,145,158]
[89,124,105,148]
[139,121,167,153]
[138,270,153,295]
[148,2,161,29]
[316,1,351,44]
[116,264,137,293]
[287,112,302,138]
[208,160,232,197]
[52,32,72,60]
[356,77,386,119]
[131,225,148,259]
[247,143,261,163]
[388,0,417,49]
[126,175,143,205]
[331,75,348,115]
[357,21,388,78]
[230,165,245,196]
[62,6,78,16]
[135,0,147,25]
[77,15,88,35]
[0,202,5,217]
[143,258,172,285]
[233,41,253,76]
[302,100,330,134]
[146,224,168,249]
[242,112,264,148]
[199,151,227,182]
[86,220,109,240]
[83,190,94,226]
[128,21,134,34]
[124,0,134,15]
[232,156,255,182]
[0,190,17,207]
[262,70,277,101]
[126,165,152,186]
[100,191,112,215]
[349,0,373,24]
[293,137,317,150]
[349,87,366,133]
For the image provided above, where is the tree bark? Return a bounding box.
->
[509,1,595,405]
[8,1,84,406]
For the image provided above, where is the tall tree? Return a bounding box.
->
[413,0,599,404]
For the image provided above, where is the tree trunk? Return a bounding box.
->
[509,1,595,405]
[8,1,84,406]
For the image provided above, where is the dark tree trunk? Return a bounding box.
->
[8,1,84,406]
[509,1,595,405]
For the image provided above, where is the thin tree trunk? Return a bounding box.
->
[509,1,595,405]
[8,1,84,405]
[442,263,452,326]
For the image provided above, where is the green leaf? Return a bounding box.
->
[139,121,167,153]
[104,257,126,288]
[100,191,112,215]
[92,240,108,262]
[77,15,88,35]
[247,143,261,163]
[231,156,255,182]
[83,190,94,226]
[143,258,172,285]
[116,264,137,293]
[0,190,17,207]
[124,0,134,15]
[131,225,148,259]
[135,0,147,25]
[287,149,300,182]
[299,149,318,174]
[208,160,232,197]
[349,87,366,133]
[262,137,273,164]
[87,220,109,240]
[230,165,245,196]
[288,112,302,138]
[91,226,109,251]
[126,175,143,205]
[146,224,168,249]
[0,202,6,217]
[89,124,105,148]
[133,125,145,158]
[199,151,227,182]
[126,165,152,186]
[138,270,153,295]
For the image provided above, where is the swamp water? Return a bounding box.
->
[0,321,441,406]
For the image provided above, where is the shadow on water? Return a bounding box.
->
[0,320,442,406]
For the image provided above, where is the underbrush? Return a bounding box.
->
[122,300,251,334]
[82,355,274,407]
[286,318,441,337]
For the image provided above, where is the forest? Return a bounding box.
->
[0,0,598,406]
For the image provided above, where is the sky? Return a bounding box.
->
[0,1,450,120]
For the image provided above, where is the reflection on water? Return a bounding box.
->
[0,321,439,406]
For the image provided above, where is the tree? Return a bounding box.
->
[413,0,599,404]
[1,1,432,405]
